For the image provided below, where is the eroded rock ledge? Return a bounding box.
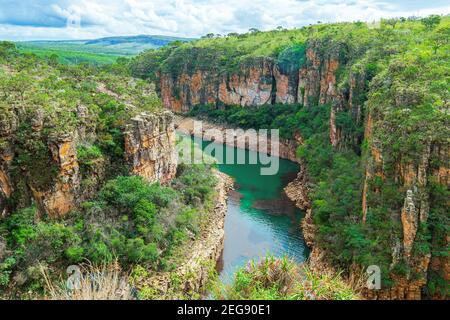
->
[124,111,177,185]
[174,115,301,163]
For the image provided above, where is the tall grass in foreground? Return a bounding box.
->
[212,256,363,300]
[40,261,133,300]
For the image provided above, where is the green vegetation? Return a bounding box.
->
[0,42,220,298]
[212,256,359,300]
[17,44,121,65]
[0,41,162,197]
[1,12,449,299]
[0,163,217,297]
[16,35,194,65]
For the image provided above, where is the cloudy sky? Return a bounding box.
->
[0,0,449,40]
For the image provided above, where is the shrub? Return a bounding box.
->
[76,144,103,166]
[213,256,360,300]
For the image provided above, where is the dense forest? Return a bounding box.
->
[130,15,449,299]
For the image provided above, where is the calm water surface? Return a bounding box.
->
[193,136,310,283]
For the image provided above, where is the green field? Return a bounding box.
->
[16,35,194,65]
[17,43,122,65]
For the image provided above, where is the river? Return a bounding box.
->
[191,136,310,283]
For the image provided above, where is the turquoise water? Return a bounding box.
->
[194,136,310,283]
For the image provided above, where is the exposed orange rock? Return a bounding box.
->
[124,111,177,185]
[0,170,12,198]
[401,190,418,259]
[31,135,80,219]
[329,107,338,147]
[160,58,275,111]
[274,65,296,104]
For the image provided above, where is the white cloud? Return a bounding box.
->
[0,0,449,40]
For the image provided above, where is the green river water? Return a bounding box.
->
[193,136,310,283]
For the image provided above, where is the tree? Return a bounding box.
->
[421,15,441,30]
[383,18,398,28]
[202,33,215,39]
[0,41,17,58]
[431,26,450,54]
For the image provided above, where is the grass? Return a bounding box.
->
[212,256,362,300]
[41,261,133,300]
[17,44,121,65]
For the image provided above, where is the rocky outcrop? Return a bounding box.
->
[124,111,177,185]
[0,236,5,261]
[136,171,233,299]
[284,165,314,247]
[297,41,341,108]
[401,190,419,260]
[0,109,178,219]
[0,164,12,218]
[30,135,80,219]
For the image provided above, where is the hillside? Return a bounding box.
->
[130,15,450,299]
[0,42,219,299]
[16,35,194,65]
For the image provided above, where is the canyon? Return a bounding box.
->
[0,17,448,301]
[149,31,449,299]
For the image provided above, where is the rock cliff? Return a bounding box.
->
[154,35,449,299]
[159,48,345,114]
[0,109,177,219]
[124,111,177,185]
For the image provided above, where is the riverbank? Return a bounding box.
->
[174,115,301,163]
[133,170,234,299]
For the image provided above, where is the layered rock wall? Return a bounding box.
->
[0,110,178,219]
[124,111,177,185]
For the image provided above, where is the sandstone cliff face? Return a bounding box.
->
[124,111,177,185]
[297,41,341,108]
[30,135,80,218]
[0,110,178,219]
[359,109,449,299]
[0,154,13,218]
[160,58,276,112]
[159,56,309,112]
